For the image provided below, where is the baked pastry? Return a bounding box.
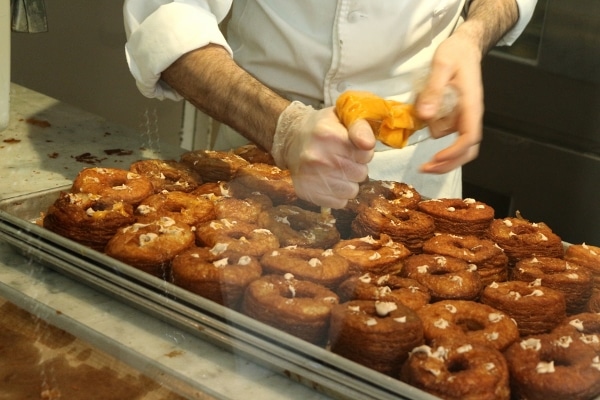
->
[170,246,262,308]
[417,198,495,237]
[332,234,411,276]
[213,194,272,224]
[135,191,216,226]
[400,254,483,302]
[504,333,600,400]
[242,274,339,345]
[416,300,519,352]
[129,159,203,193]
[229,163,297,205]
[333,180,422,238]
[336,273,430,311]
[512,257,593,314]
[257,205,340,249]
[335,90,425,148]
[422,233,509,286]
[71,167,153,205]
[260,247,349,289]
[487,216,564,265]
[587,291,600,312]
[565,243,600,291]
[180,149,249,182]
[232,143,275,165]
[356,180,422,210]
[552,312,600,353]
[351,197,435,253]
[105,217,195,278]
[480,280,566,336]
[190,181,233,198]
[43,192,135,252]
[195,218,280,258]
[328,299,424,376]
[400,343,510,400]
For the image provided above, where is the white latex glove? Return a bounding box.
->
[271,101,375,209]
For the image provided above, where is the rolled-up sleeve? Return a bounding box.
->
[497,0,538,46]
[124,0,233,100]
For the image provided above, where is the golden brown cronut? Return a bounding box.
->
[40,147,600,400]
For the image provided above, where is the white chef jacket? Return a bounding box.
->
[124,0,537,199]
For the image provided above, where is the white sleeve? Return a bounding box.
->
[496,0,538,46]
[463,0,538,47]
[123,0,233,100]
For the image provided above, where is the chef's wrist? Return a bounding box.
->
[271,101,314,169]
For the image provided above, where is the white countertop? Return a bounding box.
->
[0,83,331,400]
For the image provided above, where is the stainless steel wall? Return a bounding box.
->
[10,1,184,149]
[463,0,600,245]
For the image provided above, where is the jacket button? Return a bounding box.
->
[348,11,366,23]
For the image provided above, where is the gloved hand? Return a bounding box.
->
[271,101,375,209]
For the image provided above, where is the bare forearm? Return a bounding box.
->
[161,44,290,151]
[459,0,520,55]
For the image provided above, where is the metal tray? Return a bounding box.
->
[0,187,438,400]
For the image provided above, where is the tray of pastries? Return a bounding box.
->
[1,145,600,400]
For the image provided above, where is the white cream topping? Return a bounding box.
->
[526,289,544,297]
[375,301,397,317]
[252,228,273,235]
[308,258,322,268]
[275,216,290,225]
[449,275,463,286]
[554,336,573,348]
[580,335,599,345]
[359,235,378,244]
[444,304,458,314]
[136,204,155,215]
[520,338,541,351]
[112,184,130,191]
[592,356,600,372]
[489,313,505,323]
[536,361,555,374]
[138,232,158,246]
[322,249,334,257]
[509,291,522,300]
[417,265,429,274]
[456,344,473,353]
[434,318,450,329]
[238,256,252,266]
[210,242,229,255]
[568,318,585,331]
[213,258,229,268]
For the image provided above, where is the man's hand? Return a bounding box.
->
[415,0,519,174]
[272,102,375,209]
[415,30,483,174]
